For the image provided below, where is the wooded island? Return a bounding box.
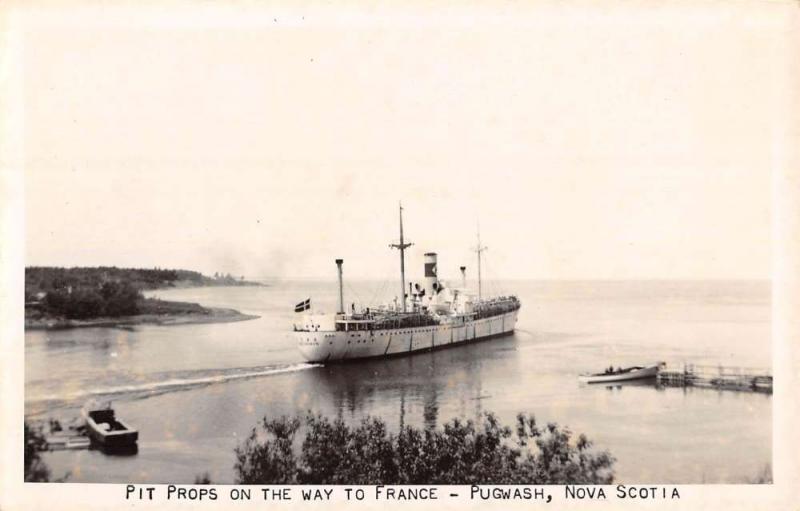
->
[25,266,261,329]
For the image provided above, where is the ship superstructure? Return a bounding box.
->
[293,205,521,363]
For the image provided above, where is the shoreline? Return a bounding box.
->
[25,307,260,331]
[150,280,266,290]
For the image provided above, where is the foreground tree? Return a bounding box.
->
[24,422,50,482]
[235,412,615,484]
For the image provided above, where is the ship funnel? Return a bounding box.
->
[460,266,466,288]
[335,259,344,314]
[424,252,438,297]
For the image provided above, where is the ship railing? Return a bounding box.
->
[333,313,440,331]
[472,299,521,319]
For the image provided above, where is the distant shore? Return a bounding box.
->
[160,279,265,289]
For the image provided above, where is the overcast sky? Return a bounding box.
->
[21,3,785,281]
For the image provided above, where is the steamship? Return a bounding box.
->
[293,205,521,363]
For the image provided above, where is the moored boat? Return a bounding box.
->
[81,402,138,449]
[579,362,665,384]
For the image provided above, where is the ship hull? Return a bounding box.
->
[296,309,519,363]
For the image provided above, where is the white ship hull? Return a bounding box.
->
[296,309,519,363]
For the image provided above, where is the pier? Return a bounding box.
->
[657,363,772,393]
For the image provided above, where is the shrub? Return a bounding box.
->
[234,412,615,485]
[40,281,141,318]
[24,422,50,482]
[748,464,772,484]
[99,281,140,316]
[194,472,213,484]
[44,288,104,319]
[235,417,301,484]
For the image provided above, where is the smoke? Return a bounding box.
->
[204,245,294,281]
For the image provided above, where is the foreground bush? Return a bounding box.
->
[24,422,50,482]
[235,412,615,484]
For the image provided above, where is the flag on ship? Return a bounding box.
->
[294,298,311,313]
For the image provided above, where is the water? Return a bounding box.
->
[25,280,771,484]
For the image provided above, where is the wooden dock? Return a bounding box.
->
[657,364,772,393]
[31,418,92,452]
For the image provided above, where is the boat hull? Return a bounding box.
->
[296,309,519,363]
[86,426,139,449]
[578,365,661,384]
[82,407,139,449]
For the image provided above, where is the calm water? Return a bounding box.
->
[25,280,772,484]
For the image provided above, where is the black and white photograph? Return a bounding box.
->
[1,1,799,509]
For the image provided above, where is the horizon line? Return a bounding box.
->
[22,265,771,282]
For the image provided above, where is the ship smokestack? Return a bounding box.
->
[460,266,466,288]
[335,259,344,314]
[424,252,438,296]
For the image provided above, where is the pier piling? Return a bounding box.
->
[657,364,772,393]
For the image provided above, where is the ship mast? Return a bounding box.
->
[474,223,488,301]
[390,202,413,312]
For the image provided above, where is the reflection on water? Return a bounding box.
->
[591,379,661,392]
[27,280,771,484]
[292,334,516,432]
[93,443,139,457]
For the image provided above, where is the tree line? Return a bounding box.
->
[25,266,206,299]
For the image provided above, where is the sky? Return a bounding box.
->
[20,2,785,281]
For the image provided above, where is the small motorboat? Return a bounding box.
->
[579,362,665,384]
[81,402,138,449]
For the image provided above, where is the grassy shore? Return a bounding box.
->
[25,298,259,330]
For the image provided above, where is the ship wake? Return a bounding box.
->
[25,363,321,415]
